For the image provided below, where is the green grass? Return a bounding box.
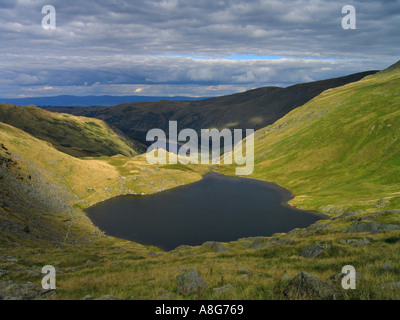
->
[0,104,142,157]
[220,66,400,214]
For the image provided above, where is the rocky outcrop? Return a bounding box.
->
[0,281,55,300]
[202,241,231,252]
[301,244,330,258]
[346,221,400,234]
[176,270,207,296]
[283,272,339,300]
[213,284,233,296]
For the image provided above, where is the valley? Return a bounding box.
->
[0,62,399,300]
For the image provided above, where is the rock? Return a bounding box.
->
[251,241,274,250]
[96,294,120,300]
[82,295,93,300]
[176,270,207,296]
[301,244,329,258]
[174,245,192,250]
[319,205,349,215]
[85,260,95,266]
[202,241,231,252]
[213,284,233,296]
[307,221,328,231]
[339,238,372,246]
[157,292,176,300]
[381,224,400,231]
[250,236,294,250]
[346,221,381,233]
[0,281,55,300]
[282,273,291,281]
[276,238,295,246]
[375,199,390,209]
[148,251,163,257]
[347,221,400,234]
[238,268,252,276]
[283,272,338,300]
[27,269,41,278]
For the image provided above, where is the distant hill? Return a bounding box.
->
[0,104,144,157]
[43,71,378,145]
[228,60,400,213]
[0,95,208,107]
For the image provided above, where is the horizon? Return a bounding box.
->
[0,68,384,106]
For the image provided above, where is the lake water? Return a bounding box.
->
[86,172,323,251]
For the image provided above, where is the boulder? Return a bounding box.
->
[202,241,230,252]
[177,270,207,296]
[283,272,338,300]
[0,281,55,300]
[346,221,381,233]
[339,238,371,246]
[95,294,120,300]
[347,221,400,234]
[301,244,329,258]
[157,292,176,300]
[282,273,291,281]
[213,284,233,296]
[381,224,400,231]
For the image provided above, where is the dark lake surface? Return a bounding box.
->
[86,173,324,251]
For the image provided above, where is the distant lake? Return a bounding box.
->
[86,173,324,251]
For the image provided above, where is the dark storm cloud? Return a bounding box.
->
[0,0,399,97]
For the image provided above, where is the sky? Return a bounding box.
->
[0,0,399,98]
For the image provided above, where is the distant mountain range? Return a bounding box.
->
[43,71,378,145]
[0,95,208,107]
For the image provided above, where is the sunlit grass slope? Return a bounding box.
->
[0,104,143,157]
[0,121,208,247]
[222,61,400,214]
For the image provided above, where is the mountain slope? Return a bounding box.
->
[0,104,143,157]
[44,71,377,145]
[0,121,206,245]
[224,61,400,213]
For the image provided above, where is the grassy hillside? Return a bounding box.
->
[221,61,400,214]
[0,104,144,158]
[1,64,400,301]
[43,71,376,145]
[1,121,400,301]
[0,121,208,246]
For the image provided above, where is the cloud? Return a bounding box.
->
[0,0,399,98]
